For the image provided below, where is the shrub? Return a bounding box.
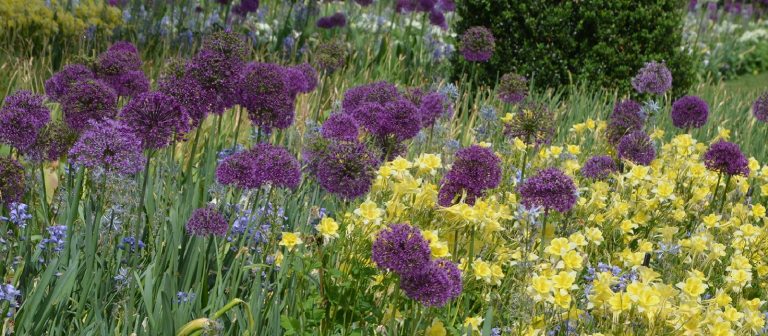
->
[453,0,696,97]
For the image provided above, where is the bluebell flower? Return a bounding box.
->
[177,291,196,304]
[118,236,146,252]
[2,203,32,229]
[39,225,67,253]
[0,284,21,310]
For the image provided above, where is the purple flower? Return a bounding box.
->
[631,61,673,95]
[321,113,359,141]
[94,48,142,78]
[418,91,450,128]
[617,131,656,166]
[200,31,249,61]
[459,26,495,62]
[158,63,217,126]
[186,206,229,237]
[119,92,191,150]
[285,63,318,95]
[39,225,67,252]
[753,91,768,123]
[580,155,617,180]
[400,259,462,307]
[44,64,94,102]
[187,49,243,114]
[99,70,150,98]
[704,140,750,177]
[354,0,374,6]
[108,41,139,54]
[0,158,25,206]
[237,62,296,132]
[216,143,301,190]
[0,91,51,150]
[371,223,431,276]
[504,101,555,145]
[24,121,78,162]
[497,73,528,104]
[316,12,347,29]
[368,99,423,141]
[314,40,347,73]
[68,119,145,175]
[607,99,645,145]
[342,81,401,113]
[438,145,502,206]
[307,140,380,199]
[233,0,259,16]
[437,0,455,11]
[671,95,709,129]
[60,79,118,132]
[428,9,447,29]
[518,167,577,213]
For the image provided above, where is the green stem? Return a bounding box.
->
[718,174,732,214]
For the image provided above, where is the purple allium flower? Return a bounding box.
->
[342,81,401,113]
[119,92,191,150]
[0,91,51,150]
[631,61,673,95]
[94,48,142,78]
[438,145,502,206]
[428,9,447,29]
[580,155,617,180]
[187,49,243,113]
[503,101,555,145]
[607,99,645,145]
[459,26,495,62]
[371,223,431,276]
[60,79,118,132]
[316,12,347,29]
[497,73,528,104]
[108,41,139,54]
[314,40,347,73]
[753,91,768,122]
[24,121,79,162]
[518,167,577,213]
[44,64,94,102]
[437,0,455,11]
[285,63,318,95]
[400,258,462,307]
[233,0,260,16]
[321,113,359,141]
[617,131,656,166]
[99,70,150,98]
[355,0,374,6]
[418,92,450,127]
[186,206,229,237]
[200,31,249,61]
[703,140,750,177]
[216,143,301,190]
[671,95,709,129]
[68,119,145,175]
[308,140,380,199]
[237,62,296,132]
[158,64,217,126]
[0,158,25,206]
[366,99,423,141]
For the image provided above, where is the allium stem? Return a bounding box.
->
[231,106,242,151]
[39,162,49,222]
[712,172,722,211]
[139,153,153,242]
[539,208,550,256]
[718,174,732,214]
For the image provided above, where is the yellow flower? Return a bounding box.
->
[567,145,581,155]
[544,237,575,257]
[560,250,583,270]
[501,113,514,124]
[753,204,766,218]
[553,290,572,309]
[390,157,412,171]
[354,200,383,225]
[608,292,632,313]
[279,232,303,251]
[676,276,708,298]
[584,227,603,245]
[415,153,442,175]
[316,217,339,240]
[477,141,492,148]
[530,275,552,295]
[463,316,483,332]
[551,271,577,290]
[490,264,505,285]
[512,137,527,151]
[473,259,492,283]
[424,320,447,336]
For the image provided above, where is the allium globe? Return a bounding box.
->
[518,167,578,213]
[631,61,673,95]
[671,95,709,129]
[186,206,229,237]
[119,92,191,150]
[617,131,656,166]
[459,26,495,62]
[704,140,750,177]
[371,223,431,276]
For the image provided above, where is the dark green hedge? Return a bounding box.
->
[452,0,696,97]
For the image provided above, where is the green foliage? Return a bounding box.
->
[453,0,697,97]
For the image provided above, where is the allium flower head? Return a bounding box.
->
[186,206,229,237]
[308,140,381,199]
[45,64,94,102]
[752,91,768,123]
[617,131,656,166]
[580,155,617,180]
[187,49,243,113]
[459,26,495,62]
[316,12,347,29]
[0,91,51,150]
[237,62,296,132]
[503,102,555,145]
[233,0,260,16]
[119,91,191,150]
[60,79,118,132]
[607,99,645,145]
[342,81,400,113]
[100,70,150,98]
[418,92,450,127]
[438,145,502,206]
[671,95,709,129]
[285,63,318,95]
[24,121,78,162]
[429,9,447,29]
[314,40,347,73]
[216,143,301,190]
[357,99,422,141]
[94,48,142,77]
[704,140,750,176]
[0,158,25,206]
[497,73,528,104]
[68,119,145,175]
[321,113,359,141]
[108,41,139,54]
[518,167,577,213]
[400,259,462,307]
[158,64,217,126]
[631,61,673,95]
[201,31,249,61]
[371,223,431,276]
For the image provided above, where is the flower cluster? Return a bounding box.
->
[216,143,301,190]
[68,119,145,175]
[94,41,149,98]
[518,167,577,213]
[631,61,673,95]
[186,206,229,237]
[671,95,709,129]
[438,145,501,206]
[0,90,50,150]
[459,26,495,62]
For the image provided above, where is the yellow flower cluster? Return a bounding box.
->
[0,0,121,39]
